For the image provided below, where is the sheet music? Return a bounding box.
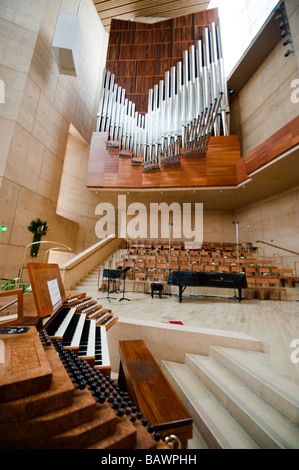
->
[47,278,61,308]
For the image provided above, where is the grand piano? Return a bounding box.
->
[168,270,247,302]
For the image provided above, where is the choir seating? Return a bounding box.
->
[133,273,146,293]
[119,239,297,300]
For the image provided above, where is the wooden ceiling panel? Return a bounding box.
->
[93,0,211,32]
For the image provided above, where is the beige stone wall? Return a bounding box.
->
[235,186,299,270]
[0,0,108,280]
[57,125,101,253]
[285,0,299,71]
[230,40,299,156]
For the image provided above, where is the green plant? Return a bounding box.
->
[0,278,31,293]
[27,218,48,257]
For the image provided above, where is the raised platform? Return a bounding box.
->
[86,132,241,189]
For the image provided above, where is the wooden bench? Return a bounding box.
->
[117,339,193,448]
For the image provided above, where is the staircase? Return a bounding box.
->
[161,347,299,449]
[72,247,127,295]
[74,267,100,294]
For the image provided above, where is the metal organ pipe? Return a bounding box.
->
[96,17,230,171]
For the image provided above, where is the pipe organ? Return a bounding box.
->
[97,19,230,173]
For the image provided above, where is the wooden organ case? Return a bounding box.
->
[27,263,116,377]
[0,263,168,449]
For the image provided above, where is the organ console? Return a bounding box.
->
[27,263,117,376]
[0,325,168,449]
[97,18,230,172]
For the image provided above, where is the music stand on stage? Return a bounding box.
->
[101,268,122,302]
[119,266,131,301]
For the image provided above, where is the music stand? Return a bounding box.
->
[119,266,131,301]
[101,268,121,302]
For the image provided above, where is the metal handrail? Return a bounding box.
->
[256,240,299,256]
[18,241,76,288]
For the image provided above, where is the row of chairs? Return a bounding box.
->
[246,277,288,300]
[128,239,251,253]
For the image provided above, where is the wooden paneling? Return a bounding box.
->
[93,0,211,32]
[86,133,241,189]
[236,115,299,184]
[105,10,218,114]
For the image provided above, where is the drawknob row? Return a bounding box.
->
[52,339,162,443]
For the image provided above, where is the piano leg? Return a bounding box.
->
[179,286,183,303]
[238,288,242,302]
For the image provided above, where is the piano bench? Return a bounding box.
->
[150,283,163,298]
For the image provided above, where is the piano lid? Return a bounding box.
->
[168,270,247,288]
[27,263,67,319]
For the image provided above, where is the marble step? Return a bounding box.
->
[209,346,299,424]
[161,361,260,449]
[185,353,299,449]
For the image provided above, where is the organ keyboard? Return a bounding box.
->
[27,263,115,376]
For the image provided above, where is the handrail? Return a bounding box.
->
[59,235,125,290]
[17,241,77,287]
[256,240,299,256]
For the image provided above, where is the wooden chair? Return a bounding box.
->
[255,277,268,300]
[204,264,216,272]
[267,278,288,300]
[245,266,257,276]
[134,261,145,273]
[145,262,156,277]
[133,272,146,293]
[217,265,230,272]
[258,267,270,276]
[156,263,167,275]
[231,266,242,273]
[279,269,294,287]
[156,256,167,263]
[124,261,135,279]
[245,277,257,299]
[192,264,203,271]
[213,257,223,265]
[169,262,179,271]
[152,273,165,284]
[180,263,191,271]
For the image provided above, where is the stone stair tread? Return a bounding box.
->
[162,361,259,449]
[209,346,299,423]
[186,354,299,449]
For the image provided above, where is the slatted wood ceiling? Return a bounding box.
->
[93,0,211,32]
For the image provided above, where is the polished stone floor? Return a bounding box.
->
[94,286,299,383]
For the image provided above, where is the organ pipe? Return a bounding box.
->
[97,19,230,172]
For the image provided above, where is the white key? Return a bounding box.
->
[98,325,110,367]
[85,320,96,358]
[88,308,104,319]
[70,314,86,347]
[54,308,76,337]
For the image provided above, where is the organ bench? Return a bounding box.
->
[117,339,193,449]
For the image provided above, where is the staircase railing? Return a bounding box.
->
[256,241,299,276]
[256,240,299,256]
[59,235,125,290]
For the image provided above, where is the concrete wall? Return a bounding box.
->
[230,40,299,156]
[0,0,108,280]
